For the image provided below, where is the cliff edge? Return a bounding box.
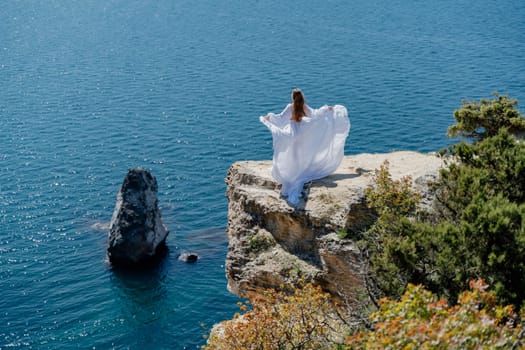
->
[224,151,445,302]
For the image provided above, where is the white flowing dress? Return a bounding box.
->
[259,103,350,204]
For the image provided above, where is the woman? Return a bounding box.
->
[260,89,350,204]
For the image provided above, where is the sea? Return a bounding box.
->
[1,0,524,348]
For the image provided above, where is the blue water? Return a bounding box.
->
[1,0,524,348]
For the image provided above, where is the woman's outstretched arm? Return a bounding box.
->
[263,104,291,121]
[309,105,334,117]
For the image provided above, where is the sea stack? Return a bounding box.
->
[107,168,169,267]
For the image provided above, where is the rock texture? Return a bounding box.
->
[224,151,445,301]
[178,252,199,263]
[108,168,169,267]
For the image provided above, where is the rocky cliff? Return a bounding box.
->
[224,151,445,302]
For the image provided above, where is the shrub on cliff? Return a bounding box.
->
[345,279,525,349]
[447,92,525,142]
[203,282,349,350]
[204,280,524,349]
[432,130,525,305]
[362,161,427,299]
[435,128,525,219]
[362,95,525,307]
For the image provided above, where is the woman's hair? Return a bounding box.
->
[291,88,306,122]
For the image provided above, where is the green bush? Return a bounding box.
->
[363,101,525,307]
[363,161,425,299]
[447,92,525,142]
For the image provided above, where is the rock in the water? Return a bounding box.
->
[178,252,199,263]
[107,168,169,267]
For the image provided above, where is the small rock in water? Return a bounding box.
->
[107,168,170,268]
[179,252,199,263]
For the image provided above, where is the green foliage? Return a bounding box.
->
[436,129,525,218]
[248,232,276,253]
[365,160,421,218]
[447,92,525,142]
[345,279,525,349]
[363,128,525,307]
[336,228,348,239]
[426,197,525,306]
[363,161,429,299]
[203,282,349,350]
[432,129,525,305]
